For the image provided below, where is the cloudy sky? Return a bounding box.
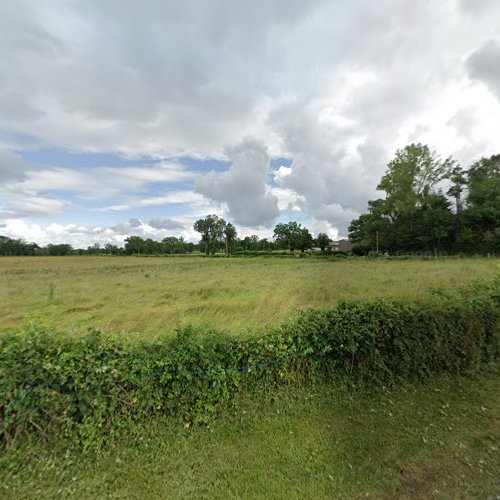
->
[1,0,499,247]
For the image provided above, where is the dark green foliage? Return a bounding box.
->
[461,155,500,253]
[232,250,294,257]
[193,214,227,255]
[0,236,41,256]
[273,221,314,252]
[349,146,499,255]
[1,280,498,451]
[316,232,331,251]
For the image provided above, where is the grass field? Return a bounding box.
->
[2,365,499,499]
[0,255,498,336]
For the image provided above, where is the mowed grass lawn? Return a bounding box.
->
[2,366,499,498]
[0,255,498,336]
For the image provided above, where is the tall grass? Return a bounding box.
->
[0,256,498,337]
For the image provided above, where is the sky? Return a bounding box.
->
[0,0,499,247]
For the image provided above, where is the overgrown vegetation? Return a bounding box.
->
[0,256,497,335]
[1,278,498,451]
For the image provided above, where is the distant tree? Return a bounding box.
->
[223,222,237,257]
[46,243,73,256]
[296,227,313,252]
[240,235,260,251]
[124,236,145,255]
[0,235,39,256]
[104,243,120,255]
[273,221,312,252]
[193,214,226,255]
[315,233,331,251]
[87,243,101,255]
[162,236,182,254]
[446,164,467,245]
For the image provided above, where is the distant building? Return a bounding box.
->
[329,239,352,252]
[338,239,352,252]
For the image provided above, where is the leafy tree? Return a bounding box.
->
[46,243,73,256]
[162,236,191,254]
[273,221,312,252]
[223,222,237,257]
[377,143,453,219]
[349,144,455,253]
[446,164,467,244]
[87,243,102,255]
[315,232,331,251]
[463,154,500,252]
[124,236,145,255]
[348,199,392,250]
[193,214,226,255]
[104,243,120,255]
[295,227,314,252]
[414,193,454,252]
[241,235,260,251]
[0,236,39,256]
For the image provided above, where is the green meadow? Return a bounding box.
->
[0,255,498,336]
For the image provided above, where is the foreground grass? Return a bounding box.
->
[1,255,498,336]
[2,365,499,499]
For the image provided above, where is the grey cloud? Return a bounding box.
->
[0,0,328,156]
[0,156,193,219]
[195,139,279,227]
[0,150,69,217]
[447,110,476,141]
[466,40,500,100]
[111,219,143,234]
[148,218,184,230]
[128,218,142,228]
[458,0,499,15]
[268,102,374,234]
[0,150,33,182]
[0,194,67,217]
[111,217,184,234]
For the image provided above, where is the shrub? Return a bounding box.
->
[232,250,292,257]
[1,279,498,451]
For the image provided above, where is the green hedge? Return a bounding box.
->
[232,250,293,257]
[1,279,498,451]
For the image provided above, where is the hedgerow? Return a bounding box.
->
[1,279,498,451]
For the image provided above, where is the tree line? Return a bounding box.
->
[191,215,321,255]
[348,144,499,255]
[0,220,330,257]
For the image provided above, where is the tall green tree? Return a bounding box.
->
[124,236,145,255]
[349,144,455,253]
[414,193,454,252]
[315,232,331,251]
[377,143,453,220]
[273,221,312,252]
[223,222,237,257]
[193,214,226,255]
[446,164,467,244]
[463,154,500,252]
